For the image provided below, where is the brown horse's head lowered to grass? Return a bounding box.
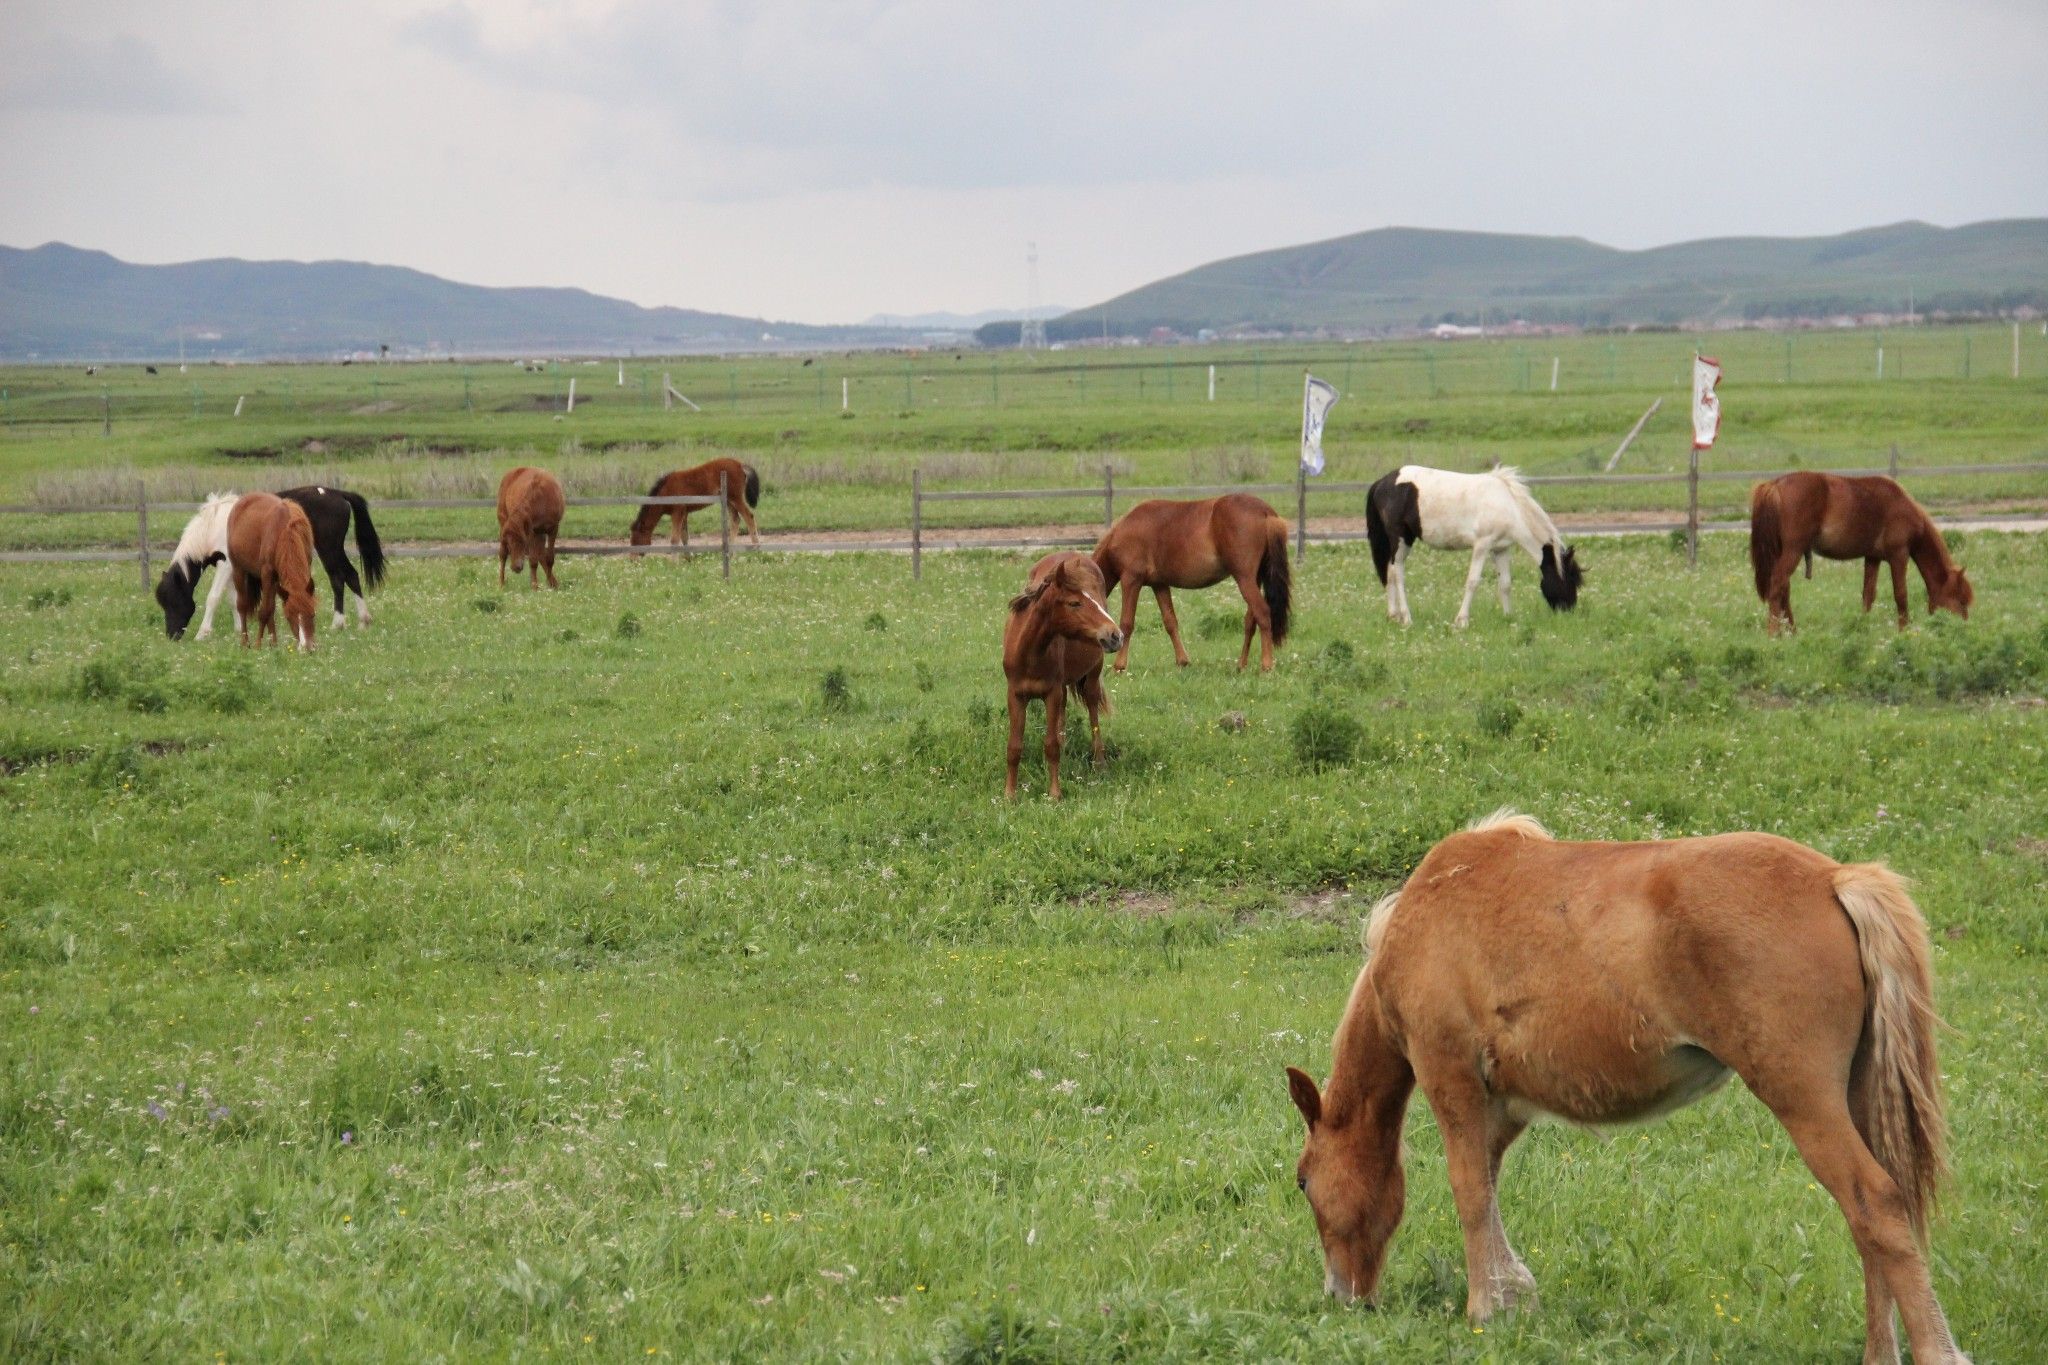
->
[629,458,761,553]
[224,492,319,651]
[1286,812,1967,1363]
[1749,472,1973,635]
[1092,493,1290,672]
[497,466,566,589]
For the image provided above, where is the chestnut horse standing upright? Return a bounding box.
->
[628,457,761,553]
[1001,553,1124,801]
[1750,472,1973,635]
[1285,811,1967,1363]
[498,466,566,589]
[1092,493,1291,672]
[225,492,319,651]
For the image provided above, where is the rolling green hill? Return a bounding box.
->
[1031,219,2048,339]
[0,243,905,361]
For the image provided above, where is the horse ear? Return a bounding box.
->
[1285,1066,1323,1129]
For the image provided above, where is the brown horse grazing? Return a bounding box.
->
[497,466,565,589]
[1092,493,1291,672]
[224,492,318,651]
[1002,553,1124,801]
[628,457,761,553]
[1285,811,1966,1363]
[1750,472,1973,635]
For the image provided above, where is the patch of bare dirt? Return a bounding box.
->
[1289,887,1362,924]
[2015,837,2048,861]
[1103,890,1175,917]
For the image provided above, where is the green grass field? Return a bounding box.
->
[4,521,2045,1358]
[3,327,2045,555]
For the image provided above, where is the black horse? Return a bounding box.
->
[156,486,387,639]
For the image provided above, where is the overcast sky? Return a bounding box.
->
[3,1,2043,324]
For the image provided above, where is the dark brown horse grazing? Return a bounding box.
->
[498,466,565,589]
[1092,493,1291,672]
[629,457,761,553]
[1002,553,1123,801]
[225,492,318,651]
[1286,811,1966,1363]
[1750,472,1973,635]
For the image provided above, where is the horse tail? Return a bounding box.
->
[282,506,317,594]
[1833,861,1949,1239]
[1749,480,1782,602]
[1259,517,1291,646]
[743,464,761,508]
[1366,482,1392,585]
[338,491,386,590]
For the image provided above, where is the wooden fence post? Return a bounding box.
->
[911,468,922,580]
[1889,443,1900,480]
[1103,465,1114,529]
[103,390,112,437]
[1296,463,1308,559]
[719,472,731,579]
[1686,446,1700,569]
[136,482,150,589]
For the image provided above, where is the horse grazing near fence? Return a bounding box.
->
[1092,494,1290,673]
[1749,472,1972,636]
[225,493,319,651]
[629,458,761,554]
[1002,553,1123,801]
[156,487,386,640]
[1366,465,1581,628]
[498,467,565,589]
[1285,810,1966,1363]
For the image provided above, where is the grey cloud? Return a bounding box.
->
[0,34,230,115]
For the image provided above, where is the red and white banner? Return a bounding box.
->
[1692,354,1722,450]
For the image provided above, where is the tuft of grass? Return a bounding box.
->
[1476,697,1523,738]
[1288,697,1363,770]
[615,612,641,639]
[820,665,852,711]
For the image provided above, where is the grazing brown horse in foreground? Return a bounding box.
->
[629,457,761,553]
[1286,811,1965,1363]
[497,466,565,589]
[225,492,318,651]
[1092,493,1291,672]
[1002,553,1123,801]
[1750,472,1972,635]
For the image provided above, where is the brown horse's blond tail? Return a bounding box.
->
[1748,481,1782,603]
[1833,862,1949,1238]
[282,509,316,600]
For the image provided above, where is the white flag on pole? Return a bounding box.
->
[1301,373,1340,475]
[1691,354,1722,450]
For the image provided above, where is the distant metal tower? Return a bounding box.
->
[1019,242,1047,351]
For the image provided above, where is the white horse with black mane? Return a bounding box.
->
[155,486,386,639]
[1366,465,1582,628]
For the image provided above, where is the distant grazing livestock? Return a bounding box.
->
[497,466,565,589]
[156,487,385,640]
[1287,810,1966,1363]
[145,365,158,375]
[629,458,761,554]
[1092,494,1290,672]
[1002,553,1122,801]
[1749,472,1972,636]
[1366,465,1580,629]
[225,492,318,651]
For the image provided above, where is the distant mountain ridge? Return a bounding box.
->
[0,243,909,360]
[1008,220,2048,341]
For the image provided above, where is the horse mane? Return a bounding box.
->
[1491,467,1565,549]
[1466,807,1552,839]
[1008,578,1053,614]
[1362,890,1402,961]
[173,492,238,568]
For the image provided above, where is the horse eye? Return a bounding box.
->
[1296,1173,1308,1193]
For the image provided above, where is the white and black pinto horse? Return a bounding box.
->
[1366,465,1582,628]
[155,486,386,639]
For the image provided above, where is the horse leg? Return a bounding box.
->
[1414,1060,1534,1321]
[1154,587,1191,667]
[1112,577,1141,673]
[1230,571,1276,671]
[1082,672,1107,766]
[1453,540,1492,630]
[197,559,232,639]
[1760,1091,1966,1364]
[1043,688,1067,802]
[542,532,559,590]
[317,542,352,630]
[498,535,510,589]
[1889,556,1910,629]
[1004,693,1027,800]
[234,571,258,647]
[1493,546,1513,616]
[1390,540,1412,627]
[1767,551,1800,636]
[1862,559,1880,614]
[740,501,760,547]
